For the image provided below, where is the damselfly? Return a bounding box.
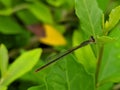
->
[35,36,95,72]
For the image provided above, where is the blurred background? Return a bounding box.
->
[0,0,120,90]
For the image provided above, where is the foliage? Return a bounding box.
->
[0,0,120,90]
[0,44,42,90]
[28,54,95,90]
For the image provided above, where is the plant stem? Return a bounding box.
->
[13,4,28,13]
[95,45,104,87]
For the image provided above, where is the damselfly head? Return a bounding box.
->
[90,36,95,42]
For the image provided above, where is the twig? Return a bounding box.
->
[95,45,104,87]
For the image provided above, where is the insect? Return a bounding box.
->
[35,36,95,72]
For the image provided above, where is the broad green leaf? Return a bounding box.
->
[97,0,109,12]
[0,16,23,34]
[99,25,120,86]
[73,30,96,73]
[0,44,8,77]
[98,82,113,90]
[65,0,74,9]
[17,10,39,25]
[46,0,65,7]
[105,5,120,32]
[0,0,12,7]
[46,0,74,9]
[0,48,42,86]
[0,85,7,90]
[38,54,95,90]
[75,0,102,37]
[28,1,53,24]
[28,85,46,90]
[97,36,116,44]
[0,8,13,16]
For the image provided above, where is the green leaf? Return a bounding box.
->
[46,0,65,7]
[73,30,96,73]
[28,85,46,90]
[75,0,103,37]
[0,85,7,90]
[36,54,95,90]
[99,25,120,86]
[0,0,12,7]
[0,16,23,34]
[97,0,109,12]
[0,48,42,86]
[0,8,13,16]
[97,36,116,44]
[98,82,113,90]
[65,0,74,9]
[17,10,39,25]
[28,1,53,24]
[105,5,120,32]
[0,44,8,77]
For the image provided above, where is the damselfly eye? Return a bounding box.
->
[90,36,95,42]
